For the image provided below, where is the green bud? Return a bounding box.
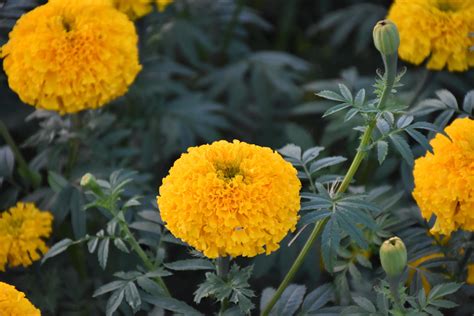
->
[80,173,103,196]
[373,20,400,56]
[379,237,407,277]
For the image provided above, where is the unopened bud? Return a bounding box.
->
[80,173,102,196]
[373,20,400,56]
[380,237,407,277]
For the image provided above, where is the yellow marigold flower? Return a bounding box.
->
[0,282,41,315]
[157,140,301,258]
[467,263,474,285]
[113,0,153,20]
[0,202,53,271]
[387,0,474,71]
[1,0,142,114]
[156,0,173,12]
[413,117,474,235]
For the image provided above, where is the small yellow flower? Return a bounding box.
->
[157,140,301,258]
[387,0,474,71]
[0,202,53,271]
[1,0,142,113]
[0,282,41,315]
[112,0,153,20]
[156,0,173,12]
[413,117,474,235]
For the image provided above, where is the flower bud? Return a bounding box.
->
[80,173,103,196]
[379,237,407,277]
[373,20,400,56]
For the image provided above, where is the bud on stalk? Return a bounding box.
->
[373,20,400,56]
[80,173,103,197]
[380,237,407,278]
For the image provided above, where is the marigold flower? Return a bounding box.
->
[113,0,153,20]
[467,263,474,285]
[157,140,301,258]
[1,0,142,114]
[0,202,53,271]
[387,0,474,71]
[156,0,173,12]
[413,117,474,235]
[0,282,41,315]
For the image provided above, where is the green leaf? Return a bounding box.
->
[0,146,14,178]
[143,294,203,316]
[462,90,474,114]
[106,289,124,316]
[114,238,129,253]
[129,221,161,234]
[435,90,458,109]
[321,218,341,272]
[316,90,346,102]
[138,210,162,223]
[389,134,414,166]
[354,89,366,107]
[164,259,215,271]
[93,281,127,297]
[48,171,68,193]
[87,237,99,253]
[376,140,388,164]
[336,211,367,249]
[300,283,334,314]
[376,119,391,135]
[124,282,141,313]
[338,84,353,102]
[396,115,414,129]
[98,238,110,270]
[299,210,332,226]
[310,156,347,174]
[274,284,306,316]
[41,238,74,264]
[428,283,462,301]
[322,103,351,117]
[405,128,432,153]
[352,296,376,312]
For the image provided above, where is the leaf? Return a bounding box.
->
[124,282,142,312]
[310,156,347,174]
[114,238,129,253]
[322,103,351,117]
[129,221,162,234]
[338,84,353,102]
[48,171,68,193]
[299,210,332,226]
[396,115,414,129]
[300,283,334,314]
[98,238,110,270]
[93,281,127,297]
[389,134,414,166]
[274,284,306,316]
[142,294,203,316]
[376,118,391,135]
[302,147,325,164]
[88,237,99,253]
[278,144,302,161]
[138,210,162,223]
[405,128,432,153]
[106,289,124,316]
[164,259,215,271]
[70,188,86,239]
[321,218,341,272]
[354,89,365,107]
[316,90,346,102]
[376,141,388,164]
[352,296,376,312]
[41,239,74,264]
[336,211,368,249]
[462,90,474,114]
[0,146,14,178]
[260,288,276,312]
[428,283,462,301]
[435,90,458,109]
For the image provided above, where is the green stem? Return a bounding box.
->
[0,119,41,187]
[388,276,406,313]
[119,220,171,296]
[302,163,317,194]
[261,50,399,316]
[217,257,231,315]
[65,115,81,179]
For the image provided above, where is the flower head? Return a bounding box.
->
[0,202,53,271]
[0,282,40,315]
[112,0,153,20]
[379,237,407,277]
[1,0,142,113]
[387,0,474,71]
[157,140,301,258]
[413,117,474,235]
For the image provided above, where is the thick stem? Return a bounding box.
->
[0,119,41,187]
[119,220,171,296]
[261,50,399,316]
[388,276,405,313]
[217,257,231,315]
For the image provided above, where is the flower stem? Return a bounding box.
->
[217,256,231,315]
[388,276,406,312]
[118,219,171,296]
[0,119,41,187]
[65,115,81,179]
[261,49,399,316]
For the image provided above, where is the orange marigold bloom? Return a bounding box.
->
[387,0,474,71]
[0,202,53,271]
[157,140,301,258]
[0,282,41,315]
[413,117,474,235]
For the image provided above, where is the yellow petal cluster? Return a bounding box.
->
[413,117,474,235]
[0,282,41,316]
[156,0,173,12]
[1,0,142,114]
[112,0,153,20]
[387,0,474,71]
[0,202,53,271]
[157,140,301,258]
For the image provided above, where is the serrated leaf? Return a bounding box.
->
[321,218,341,272]
[93,281,127,297]
[376,141,388,164]
[389,134,414,166]
[462,90,474,114]
[302,146,325,164]
[299,210,332,226]
[260,288,276,313]
[143,294,203,316]
[396,115,414,129]
[310,156,347,174]
[322,103,351,117]
[428,283,462,301]
[338,84,353,102]
[336,212,367,249]
[164,259,215,271]
[138,210,162,223]
[274,284,306,316]
[301,283,333,314]
[114,238,129,253]
[354,89,365,107]
[88,237,99,253]
[106,289,124,316]
[41,239,74,264]
[316,90,346,102]
[0,146,14,178]
[435,90,458,109]
[124,282,141,312]
[376,119,391,135]
[48,171,68,193]
[405,128,432,153]
[352,296,376,312]
[129,221,161,234]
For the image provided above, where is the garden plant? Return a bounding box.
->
[0,0,473,315]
